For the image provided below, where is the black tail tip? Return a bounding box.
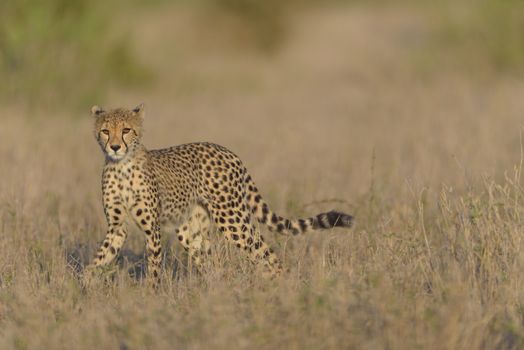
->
[325,210,353,228]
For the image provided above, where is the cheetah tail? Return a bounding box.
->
[245,176,353,235]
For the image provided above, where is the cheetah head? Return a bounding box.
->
[91,104,144,161]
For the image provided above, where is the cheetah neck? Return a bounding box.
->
[102,145,149,201]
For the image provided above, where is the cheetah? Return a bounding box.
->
[88,104,353,286]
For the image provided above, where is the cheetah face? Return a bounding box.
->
[92,104,144,162]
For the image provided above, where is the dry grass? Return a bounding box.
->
[1,3,524,349]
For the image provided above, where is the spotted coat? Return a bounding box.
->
[88,104,353,287]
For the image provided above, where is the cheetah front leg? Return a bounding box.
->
[129,202,162,289]
[89,199,128,269]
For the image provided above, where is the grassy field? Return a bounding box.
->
[2,2,524,349]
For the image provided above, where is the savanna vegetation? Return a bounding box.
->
[1,0,524,348]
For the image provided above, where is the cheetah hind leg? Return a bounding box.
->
[246,227,283,278]
[207,206,282,277]
[174,205,212,271]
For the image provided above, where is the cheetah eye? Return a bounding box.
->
[101,129,110,135]
[122,128,131,134]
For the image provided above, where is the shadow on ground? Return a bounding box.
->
[65,243,184,282]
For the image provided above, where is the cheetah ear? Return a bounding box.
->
[132,103,145,118]
[91,105,105,117]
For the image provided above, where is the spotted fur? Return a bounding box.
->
[88,104,353,286]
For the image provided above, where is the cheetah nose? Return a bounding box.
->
[110,144,121,152]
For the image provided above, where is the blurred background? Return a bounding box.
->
[2,0,524,107]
